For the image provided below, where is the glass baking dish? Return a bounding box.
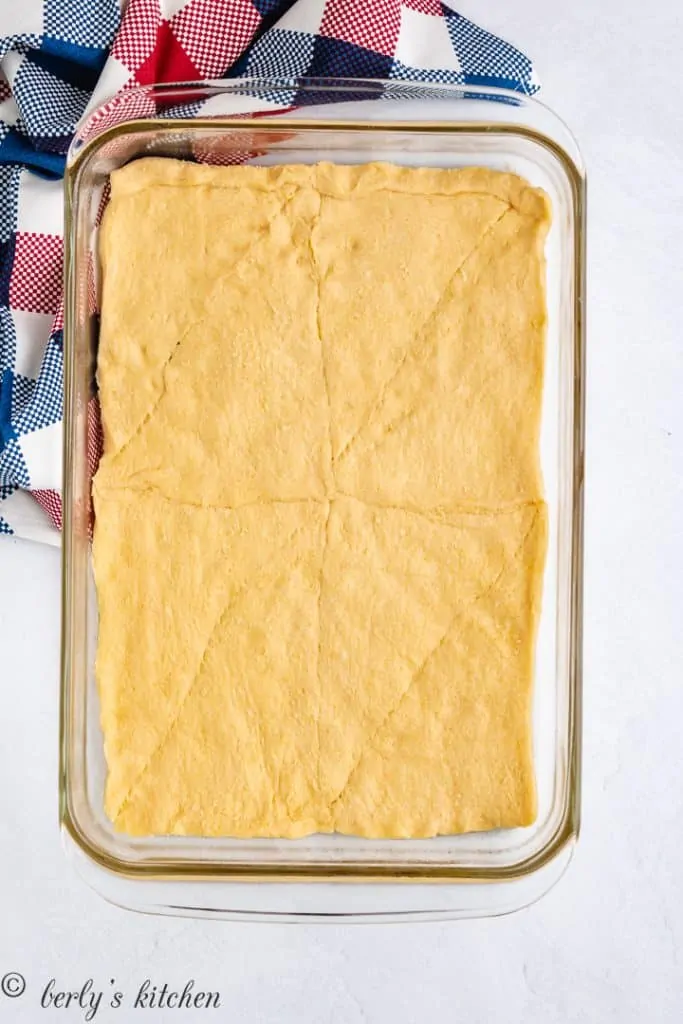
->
[61,78,585,922]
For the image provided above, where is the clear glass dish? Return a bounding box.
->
[61,78,585,922]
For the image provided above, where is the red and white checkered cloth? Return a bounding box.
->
[0,0,537,543]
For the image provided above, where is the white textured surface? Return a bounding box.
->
[1,0,682,1020]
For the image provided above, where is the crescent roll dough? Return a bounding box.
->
[94,159,550,838]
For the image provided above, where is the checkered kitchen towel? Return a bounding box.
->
[0,0,537,544]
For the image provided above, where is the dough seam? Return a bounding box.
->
[99,188,303,461]
[327,506,541,814]
[104,317,201,464]
[335,492,543,523]
[339,187,537,213]
[94,484,543,524]
[111,518,312,822]
[305,190,335,798]
[333,203,512,465]
[92,485,328,511]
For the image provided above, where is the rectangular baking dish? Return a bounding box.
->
[61,78,585,921]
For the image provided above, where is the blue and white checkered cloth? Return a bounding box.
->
[0,0,537,543]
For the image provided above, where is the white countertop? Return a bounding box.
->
[2,0,682,1020]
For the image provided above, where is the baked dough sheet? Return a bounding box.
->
[94,158,550,839]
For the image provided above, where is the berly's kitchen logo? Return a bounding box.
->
[1,973,221,1019]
